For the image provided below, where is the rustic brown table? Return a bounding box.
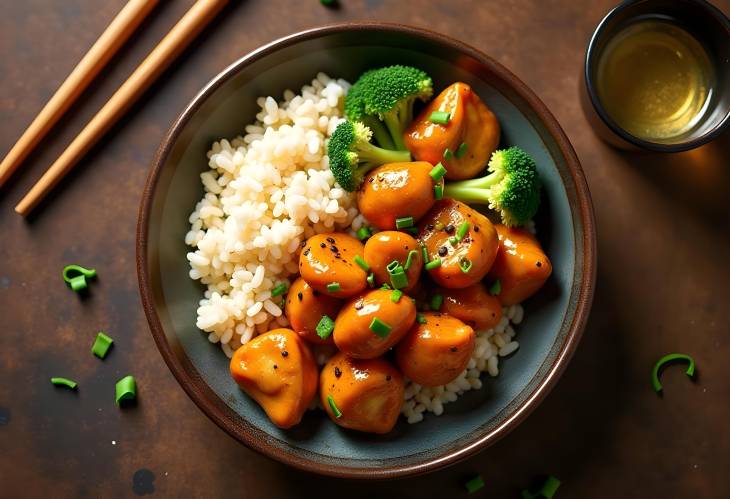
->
[1,0,728,497]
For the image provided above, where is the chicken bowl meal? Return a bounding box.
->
[138,24,595,478]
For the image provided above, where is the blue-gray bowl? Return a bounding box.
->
[137,23,596,478]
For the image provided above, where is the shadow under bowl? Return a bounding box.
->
[136,22,596,479]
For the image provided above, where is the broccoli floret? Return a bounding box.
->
[327,120,411,191]
[345,65,433,151]
[443,146,541,226]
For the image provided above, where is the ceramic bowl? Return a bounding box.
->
[137,23,596,478]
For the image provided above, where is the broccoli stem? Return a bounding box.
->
[356,140,411,166]
[362,116,395,150]
[383,113,408,151]
[443,171,502,205]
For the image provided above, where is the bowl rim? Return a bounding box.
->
[136,21,597,479]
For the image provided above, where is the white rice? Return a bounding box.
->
[401,304,524,424]
[185,73,367,356]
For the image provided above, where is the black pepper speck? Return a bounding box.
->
[450,347,458,352]
[281,351,289,357]
[327,237,335,244]
[386,375,392,381]
[334,367,342,378]
[320,242,326,248]
[474,225,480,232]
[297,292,303,301]
[273,365,278,370]
[536,261,542,267]
[426,223,434,231]
[445,224,455,234]
[438,246,448,257]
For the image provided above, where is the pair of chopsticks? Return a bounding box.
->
[1,0,228,216]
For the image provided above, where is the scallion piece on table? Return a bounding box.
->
[327,394,342,418]
[369,317,392,338]
[404,250,418,270]
[522,475,561,499]
[390,289,403,303]
[459,257,473,273]
[489,279,501,296]
[366,273,375,288]
[91,331,114,359]
[115,375,137,405]
[651,353,696,393]
[356,226,372,241]
[434,184,443,200]
[51,377,78,390]
[464,474,485,494]
[455,142,468,159]
[271,283,288,297]
[395,216,414,229]
[316,315,335,339]
[443,148,453,160]
[62,264,97,292]
[429,163,447,181]
[428,111,451,125]
[326,282,341,293]
[354,255,370,271]
[456,221,470,240]
[431,294,443,311]
[425,258,442,270]
[416,313,427,324]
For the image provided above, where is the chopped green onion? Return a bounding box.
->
[91,332,114,359]
[443,148,453,160]
[354,255,370,271]
[416,313,427,324]
[395,216,414,229]
[404,250,418,270]
[429,163,447,181]
[51,377,78,390]
[455,142,468,159]
[356,226,372,241]
[62,264,97,292]
[489,279,501,296]
[115,375,137,405]
[421,245,429,263]
[386,260,400,273]
[435,221,445,230]
[464,475,485,494]
[367,273,375,288]
[369,317,392,338]
[456,221,470,240]
[271,283,288,297]
[390,289,403,303]
[459,257,473,273]
[651,353,696,393]
[381,282,392,290]
[523,476,561,499]
[425,258,442,270]
[326,282,341,293]
[431,294,443,311]
[389,267,409,289]
[449,236,458,246]
[327,394,342,418]
[434,184,443,200]
[428,111,451,125]
[316,315,335,339]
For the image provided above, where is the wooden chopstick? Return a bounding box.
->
[0,0,159,189]
[15,0,229,216]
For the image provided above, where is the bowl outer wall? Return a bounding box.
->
[136,23,596,479]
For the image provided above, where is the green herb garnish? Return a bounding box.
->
[488,279,501,296]
[356,226,372,241]
[430,294,443,311]
[404,250,418,270]
[62,264,97,292]
[395,216,414,229]
[115,375,137,405]
[651,353,696,393]
[429,163,447,181]
[390,289,403,303]
[428,111,451,125]
[51,377,78,390]
[271,283,288,297]
[464,475,485,494]
[91,332,114,359]
[369,317,392,338]
[316,315,335,339]
[354,255,370,271]
[455,142,468,159]
[326,282,341,293]
[425,258,442,270]
[327,394,342,418]
[434,184,443,200]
